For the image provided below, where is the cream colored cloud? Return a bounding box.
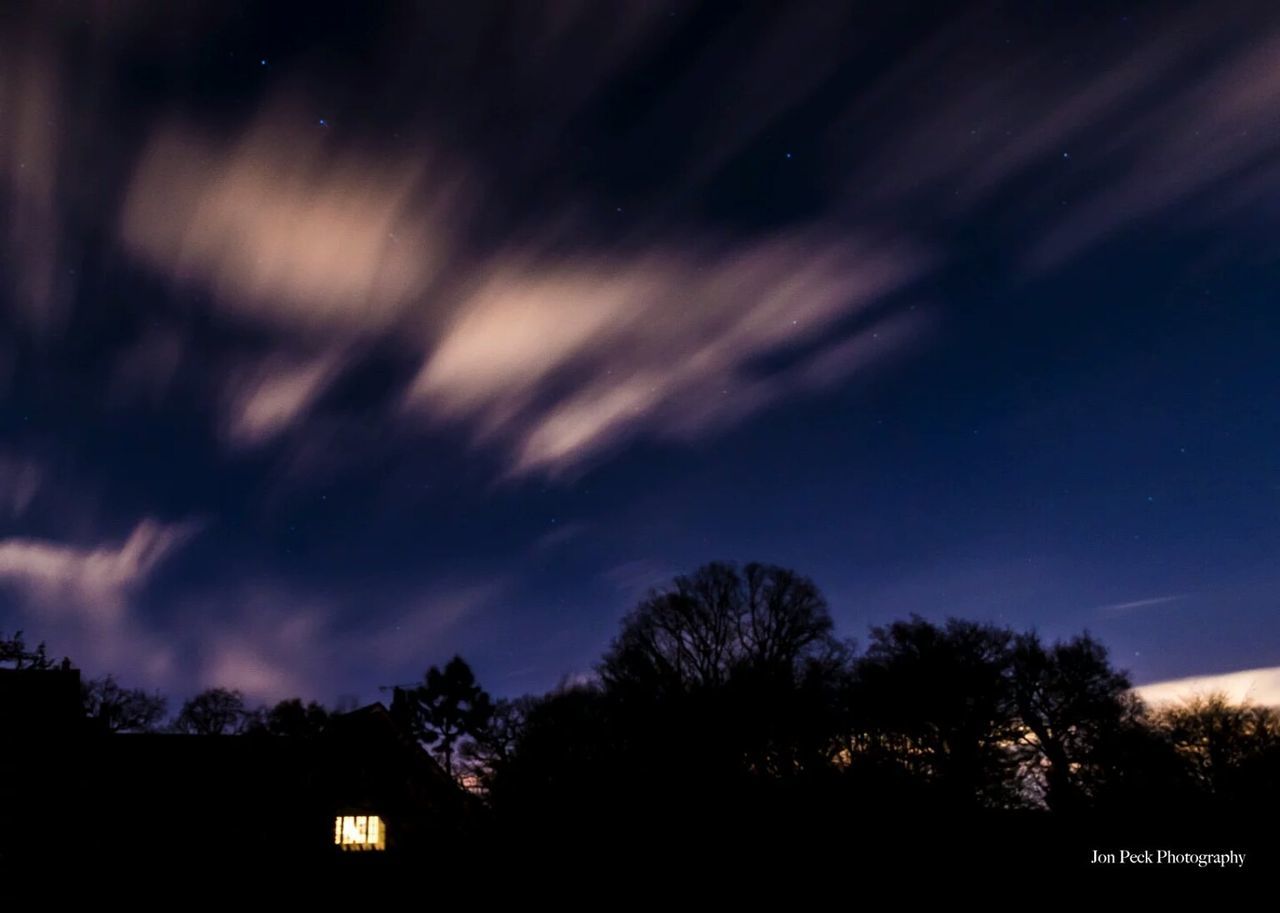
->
[515,377,664,473]
[1136,666,1280,708]
[409,267,653,420]
[204,647,302,702]
[200,609,322,701]
[0,519,199,622]
[225,351,343,447]
[119,114,452,335]
[408,236,925,474]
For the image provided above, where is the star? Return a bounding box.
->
[259,58,268,66]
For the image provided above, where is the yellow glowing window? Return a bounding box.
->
[333,814,386,851]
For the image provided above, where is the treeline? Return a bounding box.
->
[400,562,1280,847]
[7,561,1280,837]
[2,629,329,737]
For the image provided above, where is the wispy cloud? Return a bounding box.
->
[0,35,69,330]
[223,350,343,447]
[407,236,928,475]
[0,518,199,686]
[836,7,1280,273]
[1095,594,1189,614]
[354,583,503,673]
[0,454,43,518]
[1026,25,1280,270]
[531,521,591,553]
[0,519,199,622]
[190,590,330,700]
[603,559,675,600]
[186,579,504,702]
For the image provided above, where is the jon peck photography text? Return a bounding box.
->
[1090,850,1247,868]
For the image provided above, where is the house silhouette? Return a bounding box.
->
[0,667,476,870]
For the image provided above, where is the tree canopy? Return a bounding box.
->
[173,687,250,736]
[82,675,167,734]
[394,656,494,778]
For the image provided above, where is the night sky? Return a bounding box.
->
[1,1,1277,706]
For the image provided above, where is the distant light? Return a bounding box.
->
[785,152,793,159]
[334,814,386,851]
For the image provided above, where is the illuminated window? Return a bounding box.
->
[333,814,386,851]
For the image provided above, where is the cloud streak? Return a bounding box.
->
[0,454,43,518]
[0,519,198,622]
[224,350,343,447]
[407,235,927,475]
[837,7,1280,272]
[178,579,504,702]
[1137,666,1280,708]
[1095,594,1188,613]
[0,36,69,330]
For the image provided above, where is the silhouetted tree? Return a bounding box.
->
[1082,696,1196,815]
[82,675,167,733]
[461,695,537,789]
[506,562,853,814]
[173,687,249,735]
[0,630,53,669]
[402,656,493,778]
[601,561,837,693]
[244,698,330,737]
[485,684,621,823]
[847,617,1022,808]
[724,634,853,780]
[1156,693,1280,803]
[1010,631,1133,812]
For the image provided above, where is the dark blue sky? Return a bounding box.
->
[0,1,1276,705]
